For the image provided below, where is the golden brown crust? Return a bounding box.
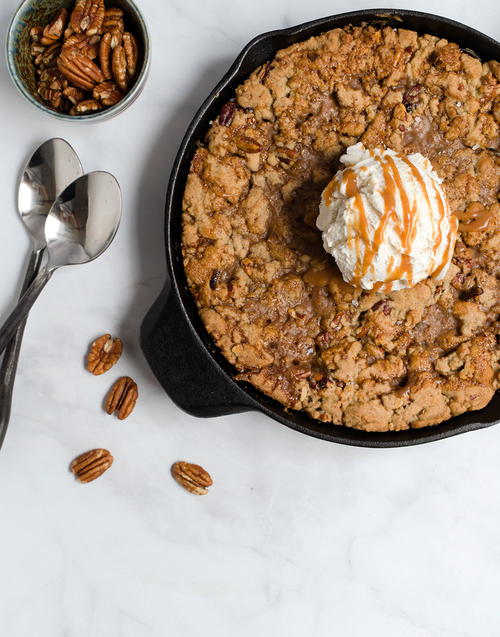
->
[182,25,500,432]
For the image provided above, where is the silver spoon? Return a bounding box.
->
[0,139,83,449]
[0,171,122,356]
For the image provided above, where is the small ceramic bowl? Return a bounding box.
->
[6,0,150,121]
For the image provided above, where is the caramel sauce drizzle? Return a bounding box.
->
[318,152,456,291]
[431,183,445,250]
[303,264,352,292]
[322,177,339,208]
[399,155,440,270]
[456,208,495,232]
[343,169,370,286]
[303,266,337,287]
[433,214,458,278]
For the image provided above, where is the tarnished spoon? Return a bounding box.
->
[0,139,83,449]
[0,171,122,357]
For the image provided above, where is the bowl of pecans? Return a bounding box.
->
[6,0,150,120]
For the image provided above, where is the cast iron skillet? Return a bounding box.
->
[141,9,500,448]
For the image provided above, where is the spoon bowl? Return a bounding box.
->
[45,172,122,269]
[18,138,83,250]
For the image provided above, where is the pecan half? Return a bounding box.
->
[40,8,68,45]
[85,43,98,59]
[71,448,114,483]
[102,7,125,38]
[276,147,299,165]
[38,85,63,110]
[93,5,124,50]
[30,26,44,43]
[258,61,272,82]
[58,50,104,91]
[70,0,105,36]
[75,98,101,113]
[99,32,113,79]
[86,334,123,375]
[31,44,46,64]
[37,68,65,109]
[219,102,235,126]
[105,377,138,420]
[234,134,263,153]
[402,84,423,111]
[371,300,392,316]
[39,42,61,68]
[38,66,63,86]
[102,8,124,48]
[171,461,213,495]
[112,44,127,91]
[64,33,98,59]
[122,32,138,78]
[63,86,85,105]
[309,373,328,389]
[93,81,123,106]
[209,269,221,289]
[109,28,123,49]
[56,61,94,91]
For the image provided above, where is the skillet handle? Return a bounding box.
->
[141,284,254,418]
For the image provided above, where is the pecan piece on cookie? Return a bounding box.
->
[171,462,213,495]
[219,101,235,126]
[93,81,123,106]
[71,449,114,483]
[70,0,105,36]
[402,84,423,111]
[40,8,68,45]
[112,44,128,91]
[105,377,138,420]
[234,134,263,153]
[86,334,123,375]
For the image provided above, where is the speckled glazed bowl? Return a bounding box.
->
[6,0,150,121]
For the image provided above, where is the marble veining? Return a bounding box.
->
[0,0,498,635]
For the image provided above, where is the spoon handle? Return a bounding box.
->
[0,250,45,449]
[0,266,52,357]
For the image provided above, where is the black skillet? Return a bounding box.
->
[141,9,500,448]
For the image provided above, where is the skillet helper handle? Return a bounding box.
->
[141,285,253,418]
[0,249,45,449]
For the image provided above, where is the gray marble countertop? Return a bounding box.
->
[0,1,498,635]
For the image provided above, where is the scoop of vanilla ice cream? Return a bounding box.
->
[316,143,457,292]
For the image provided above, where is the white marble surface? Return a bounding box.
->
[0,0,498,635]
